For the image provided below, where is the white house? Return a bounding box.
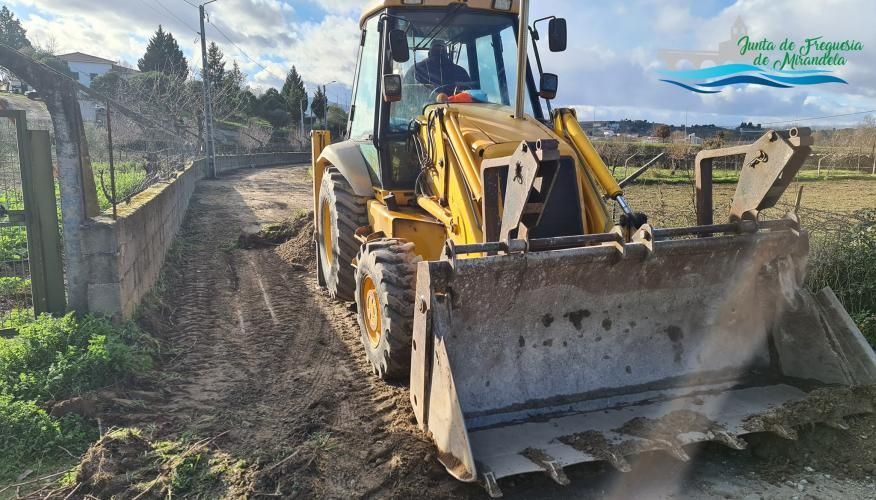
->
[56,52,137,121]
[685,133,704,145]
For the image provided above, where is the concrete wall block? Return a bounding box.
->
[86,253,120,284]
[84,153,304,318]
[88,283,123,316]
[82,219,118,255]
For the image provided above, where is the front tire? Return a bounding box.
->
[317,167,368,300]
[355,239,421,379]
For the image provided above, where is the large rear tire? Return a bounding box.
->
[355,239,421,380]
[317,167,368,300]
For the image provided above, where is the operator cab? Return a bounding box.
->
[346,3,561,192]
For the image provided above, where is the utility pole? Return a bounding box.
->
[199,1,217,177]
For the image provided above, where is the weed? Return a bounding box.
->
[0,313,154,402]
[806,208,876,343]
[91,162,148,211]
[0,227,28,261]
[68,429,252,498]
[0,276,30,299]
[0,314,156,482]
[305,431,337,453]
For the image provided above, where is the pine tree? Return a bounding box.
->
[281,66,307,122]
[205,41,225,91]
[257,88,291,128]
[214,60,246,119]
[224,61,244,92]
[0,6,30,50]
[138,25,189,78]
[311,86,327,121]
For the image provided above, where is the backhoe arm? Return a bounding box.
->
[554,108,637,222]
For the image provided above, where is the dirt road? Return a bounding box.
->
[125,165,876,499]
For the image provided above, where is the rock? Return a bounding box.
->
[742,494,761,500]
[797,483,806,492]
[804,466,815,473]
[49,396,97,419]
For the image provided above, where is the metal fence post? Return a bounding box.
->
[26,129,65,314]
[106,101,117,219]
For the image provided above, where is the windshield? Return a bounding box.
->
[387,8,532,133]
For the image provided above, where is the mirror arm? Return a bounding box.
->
[528,23,552,115]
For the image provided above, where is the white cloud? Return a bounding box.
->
[4,0,873,126]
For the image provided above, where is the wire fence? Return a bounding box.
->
[84,102,198,217]
[0,117,34,323]
[592,137,876,176]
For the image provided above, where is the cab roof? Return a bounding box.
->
[359,0,520,28]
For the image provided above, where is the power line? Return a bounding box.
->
[760,109,876,126]
[151,0,199,35]
[206,18,288,82]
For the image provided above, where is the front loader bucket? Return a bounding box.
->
[409,224,876,495]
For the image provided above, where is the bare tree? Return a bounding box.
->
[239,121,272,152]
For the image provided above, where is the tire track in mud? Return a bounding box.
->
[137,166,469,499]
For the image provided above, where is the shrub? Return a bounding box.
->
[806,208,876,343]
[0,395,93,475]
[0,313,156,480]
[0,277,30,299]
[0,312,153,402]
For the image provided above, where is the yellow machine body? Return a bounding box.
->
[309,1,876,496]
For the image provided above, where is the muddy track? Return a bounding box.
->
[131,165,876,500]
[136,166,469,498]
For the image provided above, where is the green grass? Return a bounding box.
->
[613,167,876,185]
[0,276,30,300]
[0,312,156,482]
[61,428,252,498]
[0,227,27,261]
[91,162,148,211]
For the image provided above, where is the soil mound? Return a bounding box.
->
[275,211,315,269]
[239,210,311,249]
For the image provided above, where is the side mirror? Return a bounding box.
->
[548,18,567,52]
[389,29,410,63]
[539,73,558,100]
[383,74,402,102]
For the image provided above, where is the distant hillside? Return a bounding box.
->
[579,118,740,140]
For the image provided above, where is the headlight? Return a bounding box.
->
[493,0,513,10]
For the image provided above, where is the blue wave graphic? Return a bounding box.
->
[760,73,848,85]
[697,75,792,88]
[774,68,832,75]
[658,63,762,80]
[659,80,722,94]
[659,63,844,93]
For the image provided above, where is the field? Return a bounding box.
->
[624,177,876,227]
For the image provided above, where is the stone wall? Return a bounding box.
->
[215,152,309,175]
[82,152,307,317]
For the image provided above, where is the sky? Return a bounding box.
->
[5,0,876,128]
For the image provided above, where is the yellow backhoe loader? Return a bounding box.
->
[310,0,876,496]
